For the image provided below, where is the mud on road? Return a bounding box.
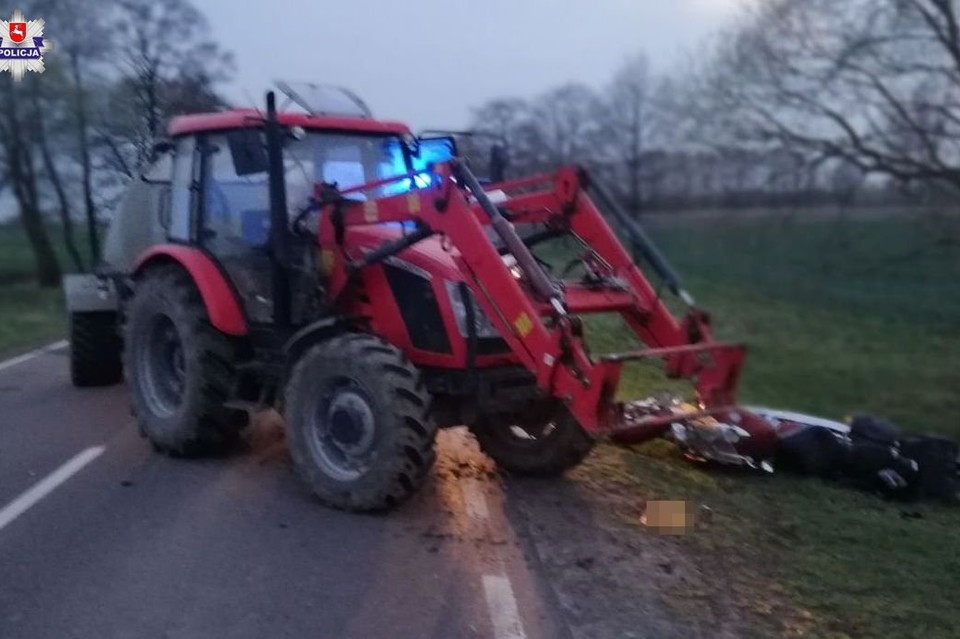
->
[430,428,771,639]
[251,412,770,638]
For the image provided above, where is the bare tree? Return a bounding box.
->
[29,66,85,272]
[470,89,606,177]
[604,54,658,214]
[0,0,231,286]
[692,0,960,192]
[114,0,232,150]
[39,0,117,264]
[0,74,62,287]
[472,98,530,141]
[531,83,605,168]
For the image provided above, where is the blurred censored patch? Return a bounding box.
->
[641,500,696,535]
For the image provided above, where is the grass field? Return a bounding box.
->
[649,211,960,435]
[565,210,960,639]
[0,221,95,285]
[0,284,65,355]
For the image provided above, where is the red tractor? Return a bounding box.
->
[65,84,751,511]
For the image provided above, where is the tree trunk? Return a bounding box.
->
[0,77,61,287]
[31,82,85,273]
[16,196,62,287]
[69,53,100,264]
[8,148,61,287]
[629,100,643,219]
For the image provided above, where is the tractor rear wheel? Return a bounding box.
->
[69,311,123,387]
[284,334,437,512]
[125,266,247,456]
[470,407,595,476]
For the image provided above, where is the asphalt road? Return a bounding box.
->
[0,343,571,639]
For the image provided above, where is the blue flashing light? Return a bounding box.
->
[379,136,454,196]
[413,172,432,188]
[414,138,456,170]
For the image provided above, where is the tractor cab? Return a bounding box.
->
[123,83,457,326]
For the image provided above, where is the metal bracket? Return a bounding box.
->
[64,274,119,313]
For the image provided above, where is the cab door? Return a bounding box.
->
[198,131,276,324]
[168,135,197,242]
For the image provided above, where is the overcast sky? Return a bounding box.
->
[203,0,744,130]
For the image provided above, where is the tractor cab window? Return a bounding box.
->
[169,136,196,241]
[285,133,411,205]
[203,134,271,253]
[202,133,274,323]
[200,131,412,254]
[198,130,413,325]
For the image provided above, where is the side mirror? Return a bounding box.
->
[151,140,174,158]
[141,145,174,184]
[227,129,269,176]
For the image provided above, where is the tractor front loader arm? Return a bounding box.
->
[316,161,747,441]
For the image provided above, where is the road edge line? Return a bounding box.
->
[482,573,528,639]
[0,445,105,533]
[0,340,69,373]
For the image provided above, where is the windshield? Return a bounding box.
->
[284,132,413,207]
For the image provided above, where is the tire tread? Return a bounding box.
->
[70,311,123,387]
[284,333,437,511]
[125,266,247,456]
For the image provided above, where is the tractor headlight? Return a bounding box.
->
[445,281,502,339]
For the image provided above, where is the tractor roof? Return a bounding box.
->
[168,109,411,138]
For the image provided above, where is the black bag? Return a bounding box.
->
[841,441,915,497]
[844,440,901,477]
[849,415,901,446]
[776,426,848,477]
[899,435,960,503]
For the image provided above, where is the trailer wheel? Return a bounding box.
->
[70,311,123,387]
[125,266,247,456]
[284,334,437,512]
[471,408,595,476]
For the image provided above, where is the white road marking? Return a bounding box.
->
[483,574,527,639]
[0,340,68,373]
[0,446,105,533]
[461,478,490,522]
[444,431,529,638]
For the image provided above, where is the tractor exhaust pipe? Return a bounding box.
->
[265,91,293,326]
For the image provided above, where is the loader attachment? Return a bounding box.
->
[316,160,750,442]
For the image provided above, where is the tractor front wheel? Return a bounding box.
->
[284,334,437,512]
[470,407,595,476]
[125,266,247,456]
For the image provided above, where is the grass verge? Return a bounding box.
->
[573,213,960,638]
[0,284,65,357]
[0,220,93,356]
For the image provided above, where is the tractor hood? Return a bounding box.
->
[346,225,464,281]
[343,224,513,362]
